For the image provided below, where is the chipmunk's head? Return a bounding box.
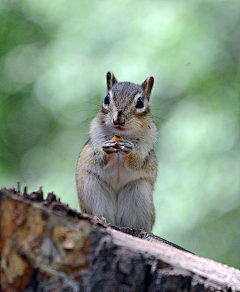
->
[101,71,155,136]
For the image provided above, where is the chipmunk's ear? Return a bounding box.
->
[141,76,154,103]
[106,71,118,91]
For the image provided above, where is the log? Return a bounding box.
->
[0,188,240,292]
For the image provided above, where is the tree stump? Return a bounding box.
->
[1,188,240,292]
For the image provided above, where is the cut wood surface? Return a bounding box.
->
[0,188,240,292]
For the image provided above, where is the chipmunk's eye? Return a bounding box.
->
[104,94,110,105]
[136,97,144,109]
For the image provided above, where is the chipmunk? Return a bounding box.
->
[76,71,158,232]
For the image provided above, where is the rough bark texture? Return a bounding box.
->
[0,188,240,292]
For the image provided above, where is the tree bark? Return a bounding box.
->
[0,188,240,292]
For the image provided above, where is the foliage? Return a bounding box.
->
[0,0,239,268]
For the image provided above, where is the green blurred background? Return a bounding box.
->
[0,0,239,268]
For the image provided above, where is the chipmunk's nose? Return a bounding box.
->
[113,110,125,126]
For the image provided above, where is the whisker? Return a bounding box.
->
[75,118,91,131]
[152,115,166,122]
[75,110,98,131]
[152,115,176,127]
[84,101,102,107]
[72,109,99,114]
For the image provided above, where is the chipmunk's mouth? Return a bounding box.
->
[112,124,132,133]
[115,126,126,131]
[114,126,133,132]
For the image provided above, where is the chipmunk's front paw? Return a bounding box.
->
[102,140,133,155]
[102,140,119,154]
[119,141,133,154]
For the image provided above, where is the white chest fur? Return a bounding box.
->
[100,152,139,193]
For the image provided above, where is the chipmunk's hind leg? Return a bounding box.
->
[77,170,117,225]
[117,178,155,232]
